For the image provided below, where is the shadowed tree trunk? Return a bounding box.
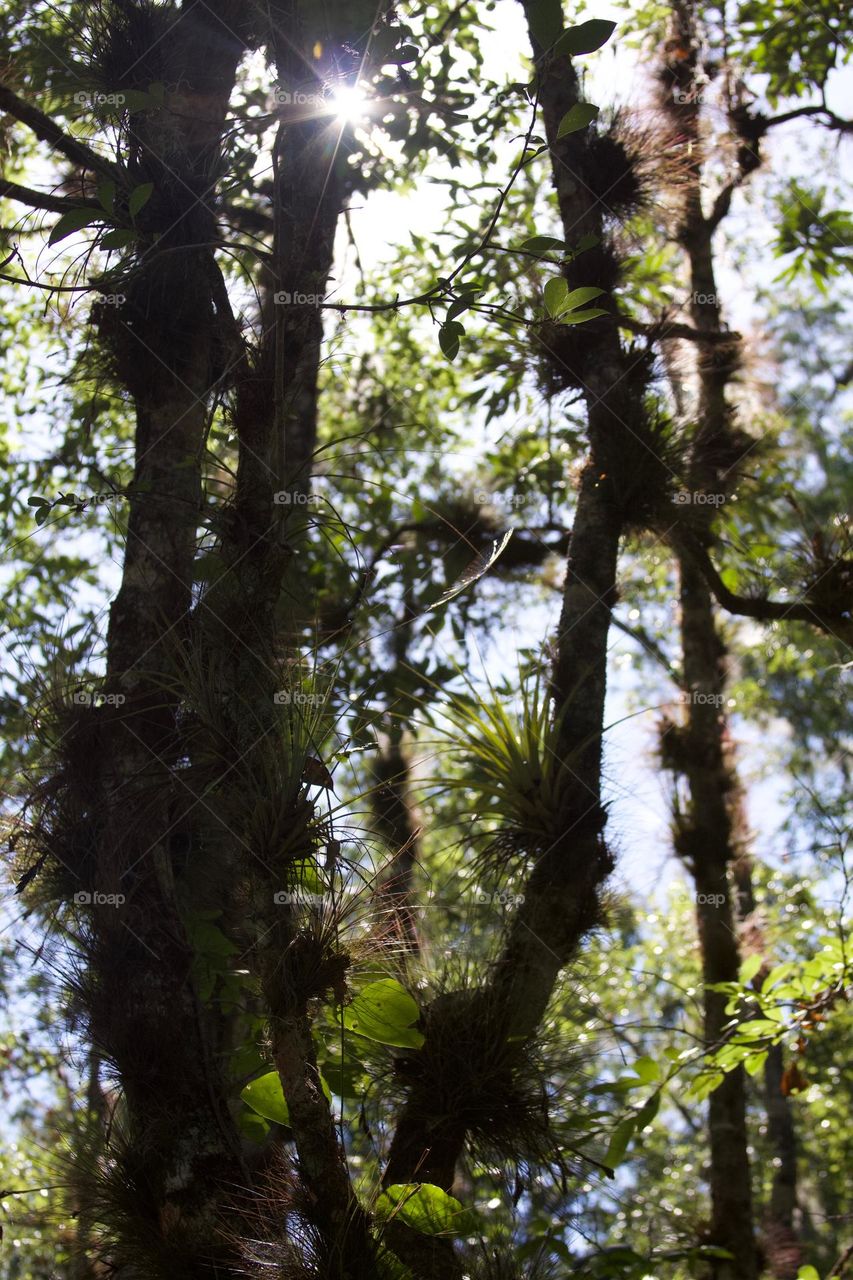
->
[734,853,802,1278]
[77,5,253,1272]
[381,0,666,1228]
[658,5,762,1275]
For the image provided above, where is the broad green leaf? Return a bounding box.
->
[48,207,101,246]
[438,321,464,361]
[519,235,567,253]
[603,1116,636,1171]
[633,1055,660,1084]
[527,0,564,50]
[563,286,605,310]
[100,229,137,250]
[556,103,599,138]
[97,181,116,215]
[635,1091,661,1128]
[238,1108,270,1142]
[241,1071,290,1125]
[241,1070,332,1125]
[375,1184,473,1235]
[343,979,424,1048]
[124,89,157,113]
[128,182,154,218]
[543,276,569,317]
[554,20,617,57]
[744,1050,769,1077]
[739,954,763,984]
[736,1018,783,1037]
[762,962,796,992]
[559,307,607,325]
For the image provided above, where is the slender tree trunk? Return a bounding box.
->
[676,561,758,1280]
[658,5,762,1275]
[382,0,660,1213]
[734,856,802,1278]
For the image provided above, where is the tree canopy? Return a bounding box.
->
[0,1,850,1278]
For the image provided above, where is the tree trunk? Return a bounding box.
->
[659,5,761,1275]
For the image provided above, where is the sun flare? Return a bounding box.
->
[328,83,370,124]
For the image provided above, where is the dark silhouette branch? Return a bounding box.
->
[0,178,99,213]
[678,536,852,642]
[0,83,122,180]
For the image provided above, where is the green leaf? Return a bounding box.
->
[343,979,424,1049]
[558,307,607,325]
[375,1184,473,1235]
[128,182,154,218]
[634,1090,661,1128]
[438,321,464,361]
[543,276,569,317]
[633,1055,660,1084]
[238,1108,270,1142]
[604,1116,636,1170]
[556,102,599,139]
[554,19,617,57]
[241,1071,291,1125]
[97,180,116,215]
[241,1070,332,1125]
[797,1268,820,1280]
[100,229,137,250]
[762,962,796,992]
[527,0,564,50]
[736,1019,782,1037]
[123,89,157,113]
[27,495,50,508]
[739,954,763,985]
[519,235,567,254]
[563,286,605,310]
[48,207,101,246]
[744,1050,769,1077]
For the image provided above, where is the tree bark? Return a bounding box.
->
[382,0,652,1203]
[658,5,762,1275]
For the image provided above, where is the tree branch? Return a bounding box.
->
[0,178,99,213]
[677,535,853,643]
[0,83,121,180]
[618,312,741,345]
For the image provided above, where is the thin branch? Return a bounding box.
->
[612,613,682,683]
[0,83,121,180]
[677,535,853,643]
[763,103,853,135]
[0,178,99,214]
[618,312,741,346]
